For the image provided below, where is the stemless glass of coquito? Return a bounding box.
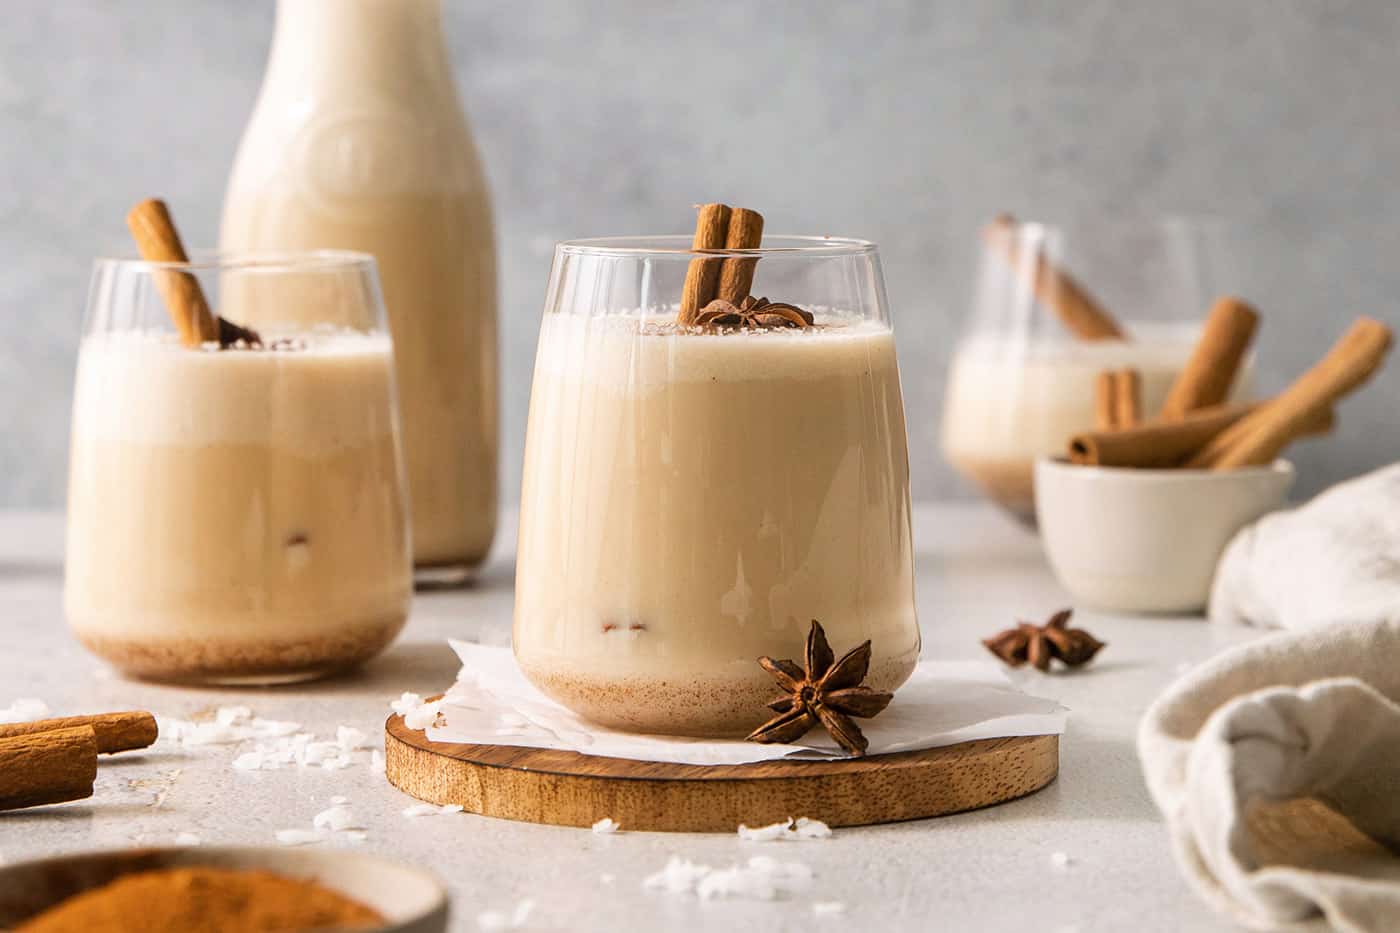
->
[65,246,411,684]
[940,215,1249,524]
[513,234,920,736]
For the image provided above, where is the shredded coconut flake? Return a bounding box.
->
[1050,851,1072,869]
[402,803,442,818]
[591,817,620,834]
[175,833,201,846]
[476,899,535,932]
[312,804,360,833]
[0,698,49,724]
[390,692,424,715]
[813,901,846,916]
[644,854,812,901]
[737,816,832,842]
[275,828,324,847]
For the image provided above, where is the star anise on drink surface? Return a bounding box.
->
[746,620,894,757]
[982,608,1105,672]
[694,295,815,330]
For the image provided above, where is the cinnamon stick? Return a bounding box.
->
[1113,369,1142,428]
[0,725,98,812]
[1070,399,1335,468]
[126,199,260,348]
[1094,371,1118,430]
[1186,317,1392,469]
[716,208,765,304]
[0,711,157,755]
[1160,297,1259,418]
[984,214,1126,341]
[126,199,221,347]
[679,203,732,324]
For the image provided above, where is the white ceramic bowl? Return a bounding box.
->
[1035,458,1295,613]
[0,846,448,932]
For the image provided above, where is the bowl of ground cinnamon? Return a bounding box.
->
[0,846,447,932]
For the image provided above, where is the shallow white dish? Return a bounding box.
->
[0,846,448,932]
[1035,457,1295,613]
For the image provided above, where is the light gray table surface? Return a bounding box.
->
[0,506,1260,932]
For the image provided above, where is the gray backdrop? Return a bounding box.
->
[3,0,1397,508]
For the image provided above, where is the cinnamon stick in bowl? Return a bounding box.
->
[1160,296,1259,419]
[1185,317,1392,469]
[1070,400,1334,469]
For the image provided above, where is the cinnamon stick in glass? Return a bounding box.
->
[1160,297,1259,419]
[0,711,157,755]
[0,725,98,812]
[679,203,732,323]
[984,214,1126,341]
[126,199,221,347]
[1186,317,1392,469]
[716,208,765,304]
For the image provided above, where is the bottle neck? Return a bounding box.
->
[265,0,455,100]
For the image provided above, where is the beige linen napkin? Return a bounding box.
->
[1138,619,1400,932]
[1210,464,1400,630]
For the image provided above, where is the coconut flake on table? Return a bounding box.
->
[0,698,49,724]
[175,833,202,846]
[477,899,535,932]
[1050,851,1073,869]
[312,804,361,833]
[275,829,324,847]
[402,802,462,818]
[813,901,846,916]
[644,854,814,901]
[736,816,832,842]
[591,817,621,834]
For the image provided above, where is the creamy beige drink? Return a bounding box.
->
[221,0,497,574]
[514,314,919,736]
[65,332,410,682]
[941,327,1244,519]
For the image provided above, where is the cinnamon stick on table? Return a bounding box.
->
[1160,297,1259,419]
[984,214,1126,341]
[0,725,98,812]
[1185,317,1392,469]
[0,711,157,755]
[679,203,733,323]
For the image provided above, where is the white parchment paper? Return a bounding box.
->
[416,640,1067,766]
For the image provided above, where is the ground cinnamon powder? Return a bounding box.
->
[17,866,384,932]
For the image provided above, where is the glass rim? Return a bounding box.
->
[994,212,1230,238]
[555,235,878,259]
[91,248,378,273]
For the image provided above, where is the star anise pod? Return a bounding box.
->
[693,295,815,330]
[747,620,894,757]
[982,608,1105,672]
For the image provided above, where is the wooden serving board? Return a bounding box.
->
[384,710,1058,833]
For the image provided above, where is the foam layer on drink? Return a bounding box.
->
[65,332,410,682]
[514,313,920,736]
